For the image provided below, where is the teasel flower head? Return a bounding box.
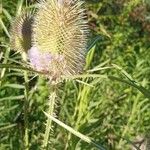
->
[10,0,88,82]
[10,11,33,53]
[31,0,89,81]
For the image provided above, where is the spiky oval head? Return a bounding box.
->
[32,0,88,78]
[10,11,33,52]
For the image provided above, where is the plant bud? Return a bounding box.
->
[10,11,33,52]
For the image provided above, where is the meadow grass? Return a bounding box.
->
[0,0,150,150]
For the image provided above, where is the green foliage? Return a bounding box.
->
[0,0,150,150]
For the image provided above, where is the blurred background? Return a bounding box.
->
[0,0,150,149]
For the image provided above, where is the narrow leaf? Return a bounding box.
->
[44,112,106,150]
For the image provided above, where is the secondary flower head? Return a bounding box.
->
[10,11,33,53]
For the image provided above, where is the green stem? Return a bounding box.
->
[65,80,87,149]
[22,52,29,150]
[42,84,57,149]
[0,47,10,86]
[65,133,71,150]
[118,95,140,148]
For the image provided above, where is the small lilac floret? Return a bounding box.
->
[58,0,63,6]
[28,46,52,72]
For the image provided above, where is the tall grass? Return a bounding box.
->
[0,0,150,150]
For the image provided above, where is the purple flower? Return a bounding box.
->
[28,46,66,79]
[28,46,52,72]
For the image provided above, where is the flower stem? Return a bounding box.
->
[42,84,57,149]
[22,52,29,150]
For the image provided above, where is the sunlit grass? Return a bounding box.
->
[0,0,150,150]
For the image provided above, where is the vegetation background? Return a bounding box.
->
[0,0,150,150]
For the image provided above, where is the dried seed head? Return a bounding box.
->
[31,0,88,79]
[10,11,33,52]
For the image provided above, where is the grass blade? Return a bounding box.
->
[44,112,106,150]
[108,76,150,99]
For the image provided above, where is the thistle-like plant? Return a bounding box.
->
[10,0,88,82]
[31,0,88,81]
[10,0,88,149]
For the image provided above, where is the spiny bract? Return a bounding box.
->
[10,11,33,53]
[32,0,88,78]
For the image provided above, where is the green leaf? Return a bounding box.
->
[0,124,17,131]
[3,84,25,89]
[0,95,24,102]
[108,76,150,99]
[44,112,106,150]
